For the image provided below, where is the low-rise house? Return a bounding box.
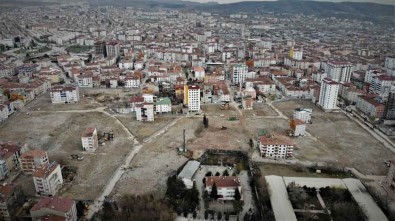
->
[50,86,79,104]
[30,196,77,221]
[33,162,63,196]
[81,127,98,152]
[258,135,294,159]
[155,97,172,114]
[290,119,306,136]
[193,66,205,80]
[293,108,312,124]
[177,160,200,189]
[20,150,49,174]
[205,176,242,200]
[136,103,154,121]
[76,73,93,88]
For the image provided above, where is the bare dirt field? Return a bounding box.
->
[0,111,133,200]
[271,100,394,175]
[201,104,239,117]
[111,118,200,198]
[117,115,178,142]
[242,102,278,117]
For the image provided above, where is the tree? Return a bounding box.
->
[205,171,212,176]
[225,212,230,221]
[193,211,197,218]
[203,114,209,128]
[232,172,237,176]
[215,171,221,176]
[204,210,209,220]
[76,201,85,218]
[234,188,241,201]
[210,182,218,200]
[233,201,244,215]
[217,211,223,220]
[222,169,229,176]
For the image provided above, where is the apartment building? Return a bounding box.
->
[50,86,79,104]
[369,75,395,99]
[106,41,120,58]
[324,61,353,83]
[193,66,205,80]
[232,64,247,85]
[20,149,49,174]
[205,176,242,200]
[124,76,140,88]
[318,78,340,110]
[30,196,77,221]
[0,104,9,123]
[81,127,98,152]
[290,119,306,136]
[257,135,294,159]
[0,143,23,172]
[184,85,201,112]
[33,162,63,196]
[0,160,9,180]
[155,97,172,114]
[289,46,303,61]
[136,103,154,121]
[0,184,22,221]
[293,108,312,123]
[356,95,385,119]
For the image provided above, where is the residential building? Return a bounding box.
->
[124,76,140,88]
[386,158,395,191]
[76,73,93,88]
[50,86,79,104]
[155,97,172,114]
[0,104,9,122]
[20,150,49,174]
[0,143,23,172]
[105,41,120,58]
[184,84,201,112]
[205,176,242,200]
[177,160,200,189]
[81,127,98,152]
[193,66,205,80]
[324,61,353,83]
[30,196,77,221]
[232,64,247,85]
[0,184,22,221]
[290,119,306,136]
[136,103,154,121]
[33,162,63,196]
[258,135,294,159]
[289,46,303,61]
[129,96,144,112]
[369,75,395,99]
[293,108,312,123]
[318,78,340,110]
[384,89,395,120]
[356,95,385,119]
[0,160,9,180]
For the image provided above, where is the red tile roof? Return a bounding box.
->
[31,196,74,213]
[205,176,241,188]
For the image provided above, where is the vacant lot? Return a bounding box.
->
[242,102,278,117]
[201,104,239,117]
[117,115,178,142]
[0,111,133,200]
[271,100,394,175]
[112,118,199,198]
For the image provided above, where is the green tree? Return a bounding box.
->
[225,212,230,221]
[203,114,209,128]
[222,169,229,176]
[215,171,220,176]
[204,210,209,220]
[217,211,223,220]
[234,188,241,201]
[233,201,244,214]
[210,182,218,200]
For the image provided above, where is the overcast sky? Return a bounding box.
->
[187,0,395,5]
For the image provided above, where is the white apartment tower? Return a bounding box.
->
[232,64,247,84]
[325,61,353,83]
[33,162,63,196]
[136,103,155,121]
[184,85,201,112]
[293,108,312,123]
[319,78,340,110]
[81,127,98,151]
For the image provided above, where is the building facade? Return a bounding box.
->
[232,64,247,85]
[81,127,98,152]
[33,162,63,196]
[325,61,353,83]
[184,85,201,112]
[258,135,294,159]
[318,78,340,110]
[205,176,242,200]
[50,86,79,104]
[30,196,77,221]
[20,150,49,174]
[293,108,312,123]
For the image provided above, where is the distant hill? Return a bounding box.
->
[195,0,394,24]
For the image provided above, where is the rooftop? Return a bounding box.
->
[31,196,74,213]
[205,176,241,188]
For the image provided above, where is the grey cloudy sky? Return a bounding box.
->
[187,0,394,5]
